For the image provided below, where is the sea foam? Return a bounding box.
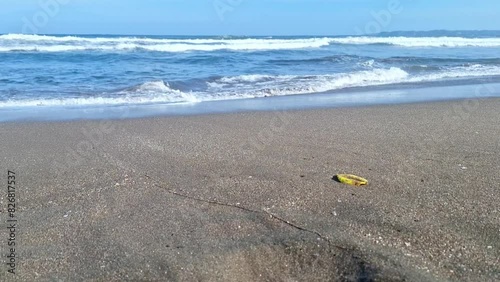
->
[0,34,334,52]
[2,34,500,53]
[2,64,500,108]
[329,36,500,47]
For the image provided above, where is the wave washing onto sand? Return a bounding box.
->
[210,65,500,92]
[2,65,500,108]
[407,64,500,81]
[206,68,410,95]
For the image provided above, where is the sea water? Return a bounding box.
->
[0,31,499,120]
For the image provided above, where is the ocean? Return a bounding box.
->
[1,31,500,119]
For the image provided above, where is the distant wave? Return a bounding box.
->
[3,64,500,108]
[329,36,500,47]
[0,34,333,52]
[268,55,362,65]
[2,34,500,53]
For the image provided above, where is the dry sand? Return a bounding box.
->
[0,99,499,281]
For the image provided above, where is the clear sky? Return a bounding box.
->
[1,0,499,35]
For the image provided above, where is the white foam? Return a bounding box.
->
[2,34,500,53]
[206,65,500,98]
[359,59,375,67]
[219,74,275,83]
[208,68,410,97]
[0,80,198,108]
[0,45,90,52]
[121,80,199,102]
[2,65,500,108]
[408,64,500,82]
[0,34,334,52]
[329,36,500,47]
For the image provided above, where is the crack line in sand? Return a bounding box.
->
[145,174,346,250]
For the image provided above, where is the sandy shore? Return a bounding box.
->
[1,99,499,281]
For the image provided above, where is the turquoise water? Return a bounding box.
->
[0,31,499,114]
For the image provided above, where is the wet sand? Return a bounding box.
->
[0,98,499,281]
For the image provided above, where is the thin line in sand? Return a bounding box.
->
[144,174,350,251]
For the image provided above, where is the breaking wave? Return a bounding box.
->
[0,34,333,52]
[3,64,499,108]
[0,81,198,108]
[329,36,500,47]
[2,34,500,53]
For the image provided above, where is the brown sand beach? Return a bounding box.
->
[0,99,499,281]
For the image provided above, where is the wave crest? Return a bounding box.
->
[0,34,334,52]
[330,36,500,47]
[2,65,500,108]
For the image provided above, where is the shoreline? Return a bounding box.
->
[0,99,499,281]
[1,81,500,123]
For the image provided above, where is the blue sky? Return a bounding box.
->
[1,0,499,35]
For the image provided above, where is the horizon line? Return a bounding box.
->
[2,29,500,37]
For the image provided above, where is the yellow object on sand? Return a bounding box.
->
[336,174,368,186]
